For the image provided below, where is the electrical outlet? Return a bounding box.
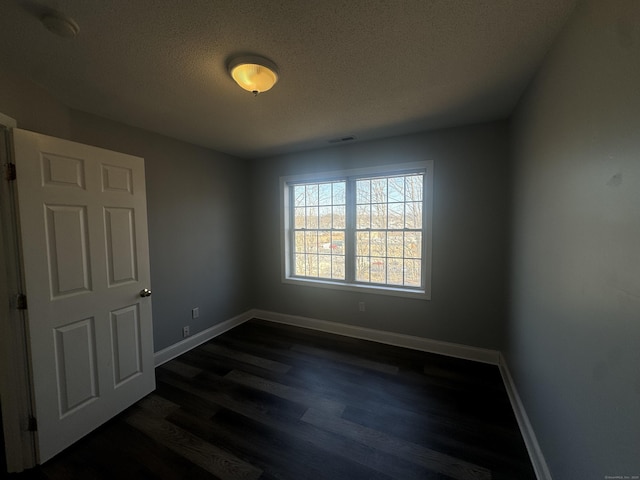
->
[192,307,199,319]
[182,326,190,338]
[358,301,366,312]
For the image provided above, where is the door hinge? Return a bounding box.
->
[16,293,27,310]
[27,416,38,432]
[5,163,16,181]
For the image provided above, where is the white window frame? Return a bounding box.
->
[281,161,433,300]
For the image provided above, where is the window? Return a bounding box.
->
[292,181,346,280]
[281,162,432,299]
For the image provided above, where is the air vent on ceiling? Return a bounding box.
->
[328,136,356,144]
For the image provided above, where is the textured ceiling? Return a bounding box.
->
[0,0,577,158]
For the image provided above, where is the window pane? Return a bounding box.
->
[294,207,305,229]
[294,186,306,207]
[388,176,404,202]
[318,183,332,205]
[387,232,403,258]
[319,231,332,252]
[404,259,421,286]
[332,255,345,279]
[306,184,318,206]
[333,182,346,205]
[332,231,345,255]
[356,179,370,204]
[405,202,422,229]
[404,232,422,259]
[356,256,370,282]
[406,175,423,201]
[295,254,306,275]
[306,255,318,277]
[356,204,370,229]
[294,231,305,253]
[318,254,332,278]
[387,258,403,285]
[371,231,386,257]
[370,258,386,283]
[356,231,370,256]
[371,178,387,203]
[305,231,318,253]
[319,206,332,229]
[388,203,404,229]
[371,204,387,229]
[333,205,345,229]
[306,207,318,229]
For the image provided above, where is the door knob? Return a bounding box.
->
[140,288,152,297]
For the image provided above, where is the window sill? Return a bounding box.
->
[282,276,431,300]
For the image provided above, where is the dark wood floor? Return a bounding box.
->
[5,319,536,479]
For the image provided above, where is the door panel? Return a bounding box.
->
[110,304,142,386]
[41,153,86,189]
[12,128,155,463]
[45,204,92,296]
[54,318,99,416]
[101,164,132,193]
[104,207,137,285]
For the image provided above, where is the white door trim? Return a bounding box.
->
[0,118,38,473]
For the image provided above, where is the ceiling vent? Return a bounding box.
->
[328,136,356,144]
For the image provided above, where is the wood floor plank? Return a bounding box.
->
[157,369,309,425]
[162,369,460,479]
[167,407,413,480]
[100,421,219,480]
[161,359,205,378]
[214,334,367,376]
[224,369,346,416]
[154,377,222,419]
[164,380,444,480]
[178,348,235,376]
[125,407,263,480]
[341,398,524,449]
[137,392,181,418]
[301,407,492,480]
[180,347,285,381]
[200,343,292,374]
[342,403,536,479]
[268,356,507,434]
[291,343,400,375]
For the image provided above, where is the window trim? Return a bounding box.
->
[280,161,433,300]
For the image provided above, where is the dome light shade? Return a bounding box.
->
[228,56,278,95]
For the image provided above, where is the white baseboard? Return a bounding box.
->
[153,310,254,366]
[251,309,500,365]
[498,353,552,480]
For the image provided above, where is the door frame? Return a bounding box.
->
[0,114,38,472]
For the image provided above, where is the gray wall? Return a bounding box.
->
[508,0,640,477]
[251,122,511,349]
[0,71,253,352]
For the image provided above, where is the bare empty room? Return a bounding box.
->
[0,1,638,479]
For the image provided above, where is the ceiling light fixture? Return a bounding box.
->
[228,55,278,96]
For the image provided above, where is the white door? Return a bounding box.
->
[12,129,155,463]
